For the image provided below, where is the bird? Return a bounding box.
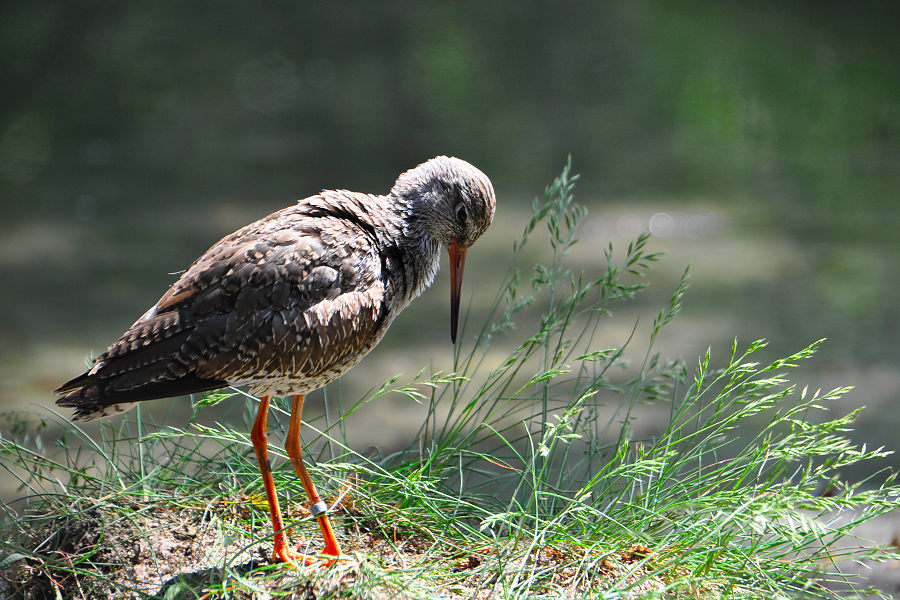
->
[54,156,496,566]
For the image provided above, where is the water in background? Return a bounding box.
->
[1,1,899,500]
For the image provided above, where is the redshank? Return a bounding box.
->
[54,156,496,566]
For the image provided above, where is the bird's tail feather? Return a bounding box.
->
[55,375,227,421]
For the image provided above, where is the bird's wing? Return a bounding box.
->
[55,202,390,404]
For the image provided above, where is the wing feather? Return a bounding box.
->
[55,200,393,414]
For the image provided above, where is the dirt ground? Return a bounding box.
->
[0,500,732,599]
[3,498,899,599]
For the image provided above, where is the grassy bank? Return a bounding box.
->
[2,162,897,599]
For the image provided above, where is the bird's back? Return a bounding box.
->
[56,194,402,420]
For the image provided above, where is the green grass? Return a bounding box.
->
[2,161,899,599]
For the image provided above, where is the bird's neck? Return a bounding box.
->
[309,190,443,305]
[393,195,443,305]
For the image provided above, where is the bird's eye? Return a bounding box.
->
[456,204,467,228]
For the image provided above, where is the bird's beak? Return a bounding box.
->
[448,237,468,344]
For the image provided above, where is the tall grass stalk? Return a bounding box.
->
[2,161,897,599]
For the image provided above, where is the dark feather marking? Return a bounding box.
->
[57,374,227,413]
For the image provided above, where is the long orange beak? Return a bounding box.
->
[448,238,467,344]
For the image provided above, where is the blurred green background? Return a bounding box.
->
[1,1,899,490]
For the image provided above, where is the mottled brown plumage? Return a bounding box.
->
[54,156,495,566]
[55,156,495,418]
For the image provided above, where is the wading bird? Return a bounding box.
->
[55,156,496,565]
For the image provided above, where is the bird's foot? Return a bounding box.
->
[272,541,345,567]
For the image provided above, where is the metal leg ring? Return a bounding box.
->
[310,501,328,517]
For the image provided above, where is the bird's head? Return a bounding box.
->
[391,156,496,343]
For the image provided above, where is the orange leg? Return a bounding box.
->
[250,394,344,567]
[250,395,315,566]
[285,394,344,564]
